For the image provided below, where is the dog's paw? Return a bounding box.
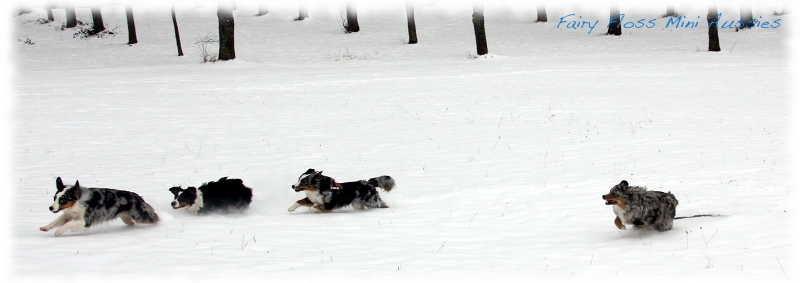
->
[54,229,66,236]
[618,225,627,230]
[39,226,51,232]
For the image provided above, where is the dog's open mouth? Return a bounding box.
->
[605,200,618,205]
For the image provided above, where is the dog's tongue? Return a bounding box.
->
[605,200,617,205]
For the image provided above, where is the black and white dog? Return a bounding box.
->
[40,177,159,236]
[289,168,395,213]
[169,177,253,214]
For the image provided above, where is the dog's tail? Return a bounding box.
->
[674,214,727,220]
[368,176,395,192]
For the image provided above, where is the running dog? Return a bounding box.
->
[601,180,678,231]
[40,177,159,236]
[288,168,395,213]
[169,177,253,214]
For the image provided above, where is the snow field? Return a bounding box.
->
[7,0,796,281]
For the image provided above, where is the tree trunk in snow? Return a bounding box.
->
[217,1,236,61]
[472,1,488,56]
[345,0,360,33]
[406,0,417,44]
[126,6,137,44]
[65,5,77,28]
[171,4,184,56]
[707,4,721,52]
[536,2,547,22]
[90,7,105,34]
[257,1,268,16]
[739,3,754,30]
[665,2,677,17]
[607,1,621,35]
[296,0,308,21]
[46,6,54,21]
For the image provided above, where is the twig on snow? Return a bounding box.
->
[705,229,719,245]
[197,140,203,158]
[777,258,789,281]
[468,212,479,228]
[494,190,506,206]
[436,241,446,253]
[701,227,707,247]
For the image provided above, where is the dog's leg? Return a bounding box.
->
[366,199,389,209]
[310,204,333,213]
[40,214,71,232]
[614,216,626,230]
[118,213,134,226]
[363,193,389,209]
[655,220,673,231]
[352,201,366,210]
[54,220,87,236]
[288,198,314,212]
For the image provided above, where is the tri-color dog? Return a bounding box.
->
[169,177,253,214]
[289,168,395,213]
[601,180,678,231]
[40,177,159,236]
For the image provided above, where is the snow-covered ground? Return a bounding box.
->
[5,0,797,281]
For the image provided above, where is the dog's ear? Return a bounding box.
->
[304,168,316,175]
[317,175,332,191]
[68,181,82,199]
[619,180,629,188]
[169,187,183,197]
[186,187,197,194]
[313,171,324,181]
[56,177,65,191]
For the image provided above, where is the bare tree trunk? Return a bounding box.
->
[171,4,184,56]
[296,0,308,21]
[406,0,417,44]
[65,5,77,28]
[217,1,236,61]
[665,2,677,17]
[739,2,754,29]
[46,6,54,21]
[345,0,360,32]
[257,0,268,16]
[472,1,488,56]
[536,2,547,22]
[126,6,137,44]
[707,4,720,52]
[90,7,105,34]
[607,1,621,35]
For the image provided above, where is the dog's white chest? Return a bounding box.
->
[186,191,204,213]
[63,202,86,218]
[612,205,631,224]
[305,191,330,204]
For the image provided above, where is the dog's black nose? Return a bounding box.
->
[291,185,295,189]
[48,206,54,211]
